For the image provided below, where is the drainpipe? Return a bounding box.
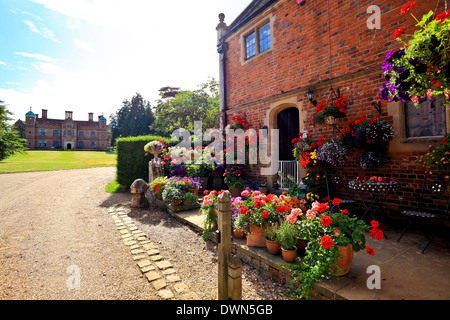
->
[216,13,229,132]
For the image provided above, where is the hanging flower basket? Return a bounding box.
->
[325,116,338,125]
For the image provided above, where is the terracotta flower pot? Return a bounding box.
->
[246,224,266,247]
[172,200,182,206]
[187,188,199,197]
[233,227,246,239]
[230,187,242,197]
[281,247,297,263]
[330,244,354,276]
[265,239,281,255]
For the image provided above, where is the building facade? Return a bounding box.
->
[217,0,449,214]
[14,109,111,151]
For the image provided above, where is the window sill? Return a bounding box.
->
[400,136,444,144]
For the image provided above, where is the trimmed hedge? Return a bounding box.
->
[116,135,175,187]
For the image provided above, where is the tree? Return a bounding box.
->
[110,93,154,144]
[0,101,27,161]
[151,78,220,136]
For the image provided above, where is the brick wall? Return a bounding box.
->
[222,0,450,218]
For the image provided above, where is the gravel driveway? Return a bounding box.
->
[0,167,290,300]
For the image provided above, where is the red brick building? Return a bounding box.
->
[217,0,449,215]
[14,109,110,151]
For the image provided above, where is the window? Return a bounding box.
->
[90,141,96,148]
[90,131,96,137]
[53,141,60,147]
[79,131,84,137]
[78,141,84,148]
[39,140,47,147]
[39,129,46,136]
[245,32,256,59]
[67,130,72,136]
[67,124,72,129]
[53,130,59,136]
[259,22,271,53]
[405,97,447,138]
[241,18,273,63]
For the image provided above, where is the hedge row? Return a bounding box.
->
[116,135,175,187]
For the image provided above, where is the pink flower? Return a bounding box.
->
[241,190,249,197]
[286,213,298,224]
[306,209,316,220]
[290,208,302,217]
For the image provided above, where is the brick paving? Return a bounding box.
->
[108,206,199,300]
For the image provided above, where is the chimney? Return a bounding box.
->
[42,109,48,119]
[89,113,93,121]
[65,111,73,120]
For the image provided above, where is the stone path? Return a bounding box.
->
[108,205,199,300]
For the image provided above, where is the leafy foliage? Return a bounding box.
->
[0,102,27,161]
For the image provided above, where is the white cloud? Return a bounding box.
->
[23,19,59,42]
[15,52,57,63]
[30,62,66,75]
[73,39,94,52]
[24,19,41,34]
[0,61,6,66]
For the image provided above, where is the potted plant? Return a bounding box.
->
[288,198,384,299]
[144,140,167,158]
[417,133,450,175]
[277,221,298,262]
[258,179,268,194]
[149,176,167,200]
[380,2,450,105]
[162,187,183,206]
[265,224,281,255]
[183,191,198,206]
[314,97,348,125]
[224,165,247,197]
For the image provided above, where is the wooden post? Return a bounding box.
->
[217,191,242,300]
[217,192,231,300]
[228,255,242,300]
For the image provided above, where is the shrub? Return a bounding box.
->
[116,135,174,187]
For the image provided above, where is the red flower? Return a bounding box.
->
[367,246,375,256]
[276,205,286,213]
[370,228,384,240]
[332,198,343,206]
[320,235,333,249]
[442,137,448,145]
[321,215,333,227]
[400,2,416,15]
[334,229,340,237]
[370,220,380,229]
[315,102,326,113]
[436,11,450,25]
[261,210,269,219]
[240,205,248,215]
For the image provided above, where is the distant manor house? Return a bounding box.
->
[14,109,111,151]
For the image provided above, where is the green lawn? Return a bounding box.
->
[0,150,117,174]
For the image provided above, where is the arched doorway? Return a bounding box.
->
[277,107,299,161]
[67,143,72,150]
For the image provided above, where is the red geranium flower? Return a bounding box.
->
[370,220,380,229]
[332,198,343,206]
[393,27,406,39]
[400,2,416,15]
[261,210,269,219]
[367,246,375,256]
[321,215,333,227]
[276,205,286,213]
[436,11,450,25]
[370,228,384,240]
[320,235,333,249]
[442,137,448,145]
[240,205,248,215]
[340,209,349,215]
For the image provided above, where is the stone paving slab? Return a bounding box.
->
[108,205,198,300]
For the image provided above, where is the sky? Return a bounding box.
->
[0,0,251,123]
